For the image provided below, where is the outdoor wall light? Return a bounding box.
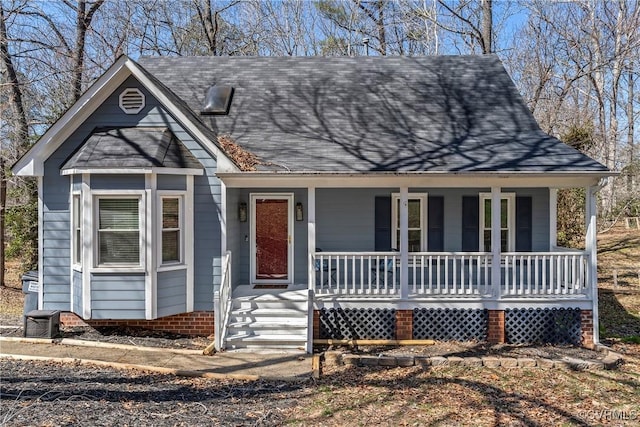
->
[296,202,304,221]
[238,202,247,222]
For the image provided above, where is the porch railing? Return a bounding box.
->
[501,252,589,297]
[314,252,399,296]
[409,252,492,296]
[312,250,590,299]
[213,251,232,351]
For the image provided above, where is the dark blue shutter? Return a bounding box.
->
[516,196,533,251]
[462,196,479,251]
[428,196,444,251]
[374,196,392,251]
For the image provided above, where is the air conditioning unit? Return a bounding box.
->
[23,310,61,339]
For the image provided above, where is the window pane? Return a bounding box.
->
[501,230,508,252]
[75,230,81,263]
[99,231,139,264]
[73,196,81,264]
[484,230,491,252]
[98,198,139,265]
[162,230,179,262]
[484,199,491,228]
[162,199,179,228]
[501,199,508,228]
[408,200,421,228]
[99,199,139,229]
[408,230,421,252]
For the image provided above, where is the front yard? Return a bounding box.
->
[1,226,639,426]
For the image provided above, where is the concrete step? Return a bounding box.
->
[225,334,307,350]
[223,291,309,350]
[232,300,308,311]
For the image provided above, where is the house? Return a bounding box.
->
[12,55,613,352]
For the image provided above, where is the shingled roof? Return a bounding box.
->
[136,55,607,174]
[62,127,202,170]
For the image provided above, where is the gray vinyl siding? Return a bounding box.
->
[72,270,82,314]
[505,187,549,251]
[316,188,388,252]
[157,175,186,191]
[90,273,145,319]
[157,269,187,317]
[72,175,82,192]
[315,187,550,253]
[226,189,242,287]
[90,174,145,190]
[42,75,220,312]
[41,189,71,310]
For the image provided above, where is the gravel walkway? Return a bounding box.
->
[0,359,306,426]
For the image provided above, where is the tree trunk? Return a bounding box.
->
[1,3,30,286]
[627,63,635,193]
[72,0,104,101]
[376,0,387,55]
[1,3,29,145]
[0,158,5,287]
[481,0,492,54]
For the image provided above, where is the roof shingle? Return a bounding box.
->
[136,55,607,173]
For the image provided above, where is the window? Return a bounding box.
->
[72,194,81,265]
[97,198,141,265]
[161,197,181,263]
[479,193,515,252]
[392,194,427,252]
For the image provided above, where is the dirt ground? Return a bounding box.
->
[1,226,639,426]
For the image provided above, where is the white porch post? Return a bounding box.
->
[549,188,558,250]
[586,186,599,344]
[307,186,316,289]
[491,187,502,297]
[306,186,316,354]
[399,187,409,299]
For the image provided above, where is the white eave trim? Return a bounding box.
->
[217,170,616,189]
[61,167,204,176]
[12,55,240,177]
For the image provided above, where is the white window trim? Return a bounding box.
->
[157,192,187,271]
[92,190,146,272]
[71,192,82,270]
[479,192,515,252]
[391,193,428,252]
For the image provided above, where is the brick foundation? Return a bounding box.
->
[396,310,413,340]
[487,310,505,344]
[580,310,594,349]
[59,311,214,336]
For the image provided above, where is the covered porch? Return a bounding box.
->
[216,173,603,351]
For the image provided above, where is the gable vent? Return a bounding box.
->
[119,88,145,114]
[201,85,234,115]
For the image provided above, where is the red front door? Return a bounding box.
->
[252,195,292,282]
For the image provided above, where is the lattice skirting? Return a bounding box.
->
[413,308,488,341]
[505,308,581,345]
[318,308,396,339]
